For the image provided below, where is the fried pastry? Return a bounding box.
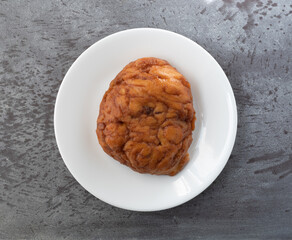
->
[96,57,195,176]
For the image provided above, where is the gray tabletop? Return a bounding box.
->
[1,0,291,239]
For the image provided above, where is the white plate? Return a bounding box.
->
[54,28,237,211]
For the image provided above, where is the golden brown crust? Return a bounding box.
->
[96,57,195,176]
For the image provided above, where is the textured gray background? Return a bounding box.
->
[0,0,291,239]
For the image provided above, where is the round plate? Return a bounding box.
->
[54,28,237,211]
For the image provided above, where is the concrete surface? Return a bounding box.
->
[0,0,291,239]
